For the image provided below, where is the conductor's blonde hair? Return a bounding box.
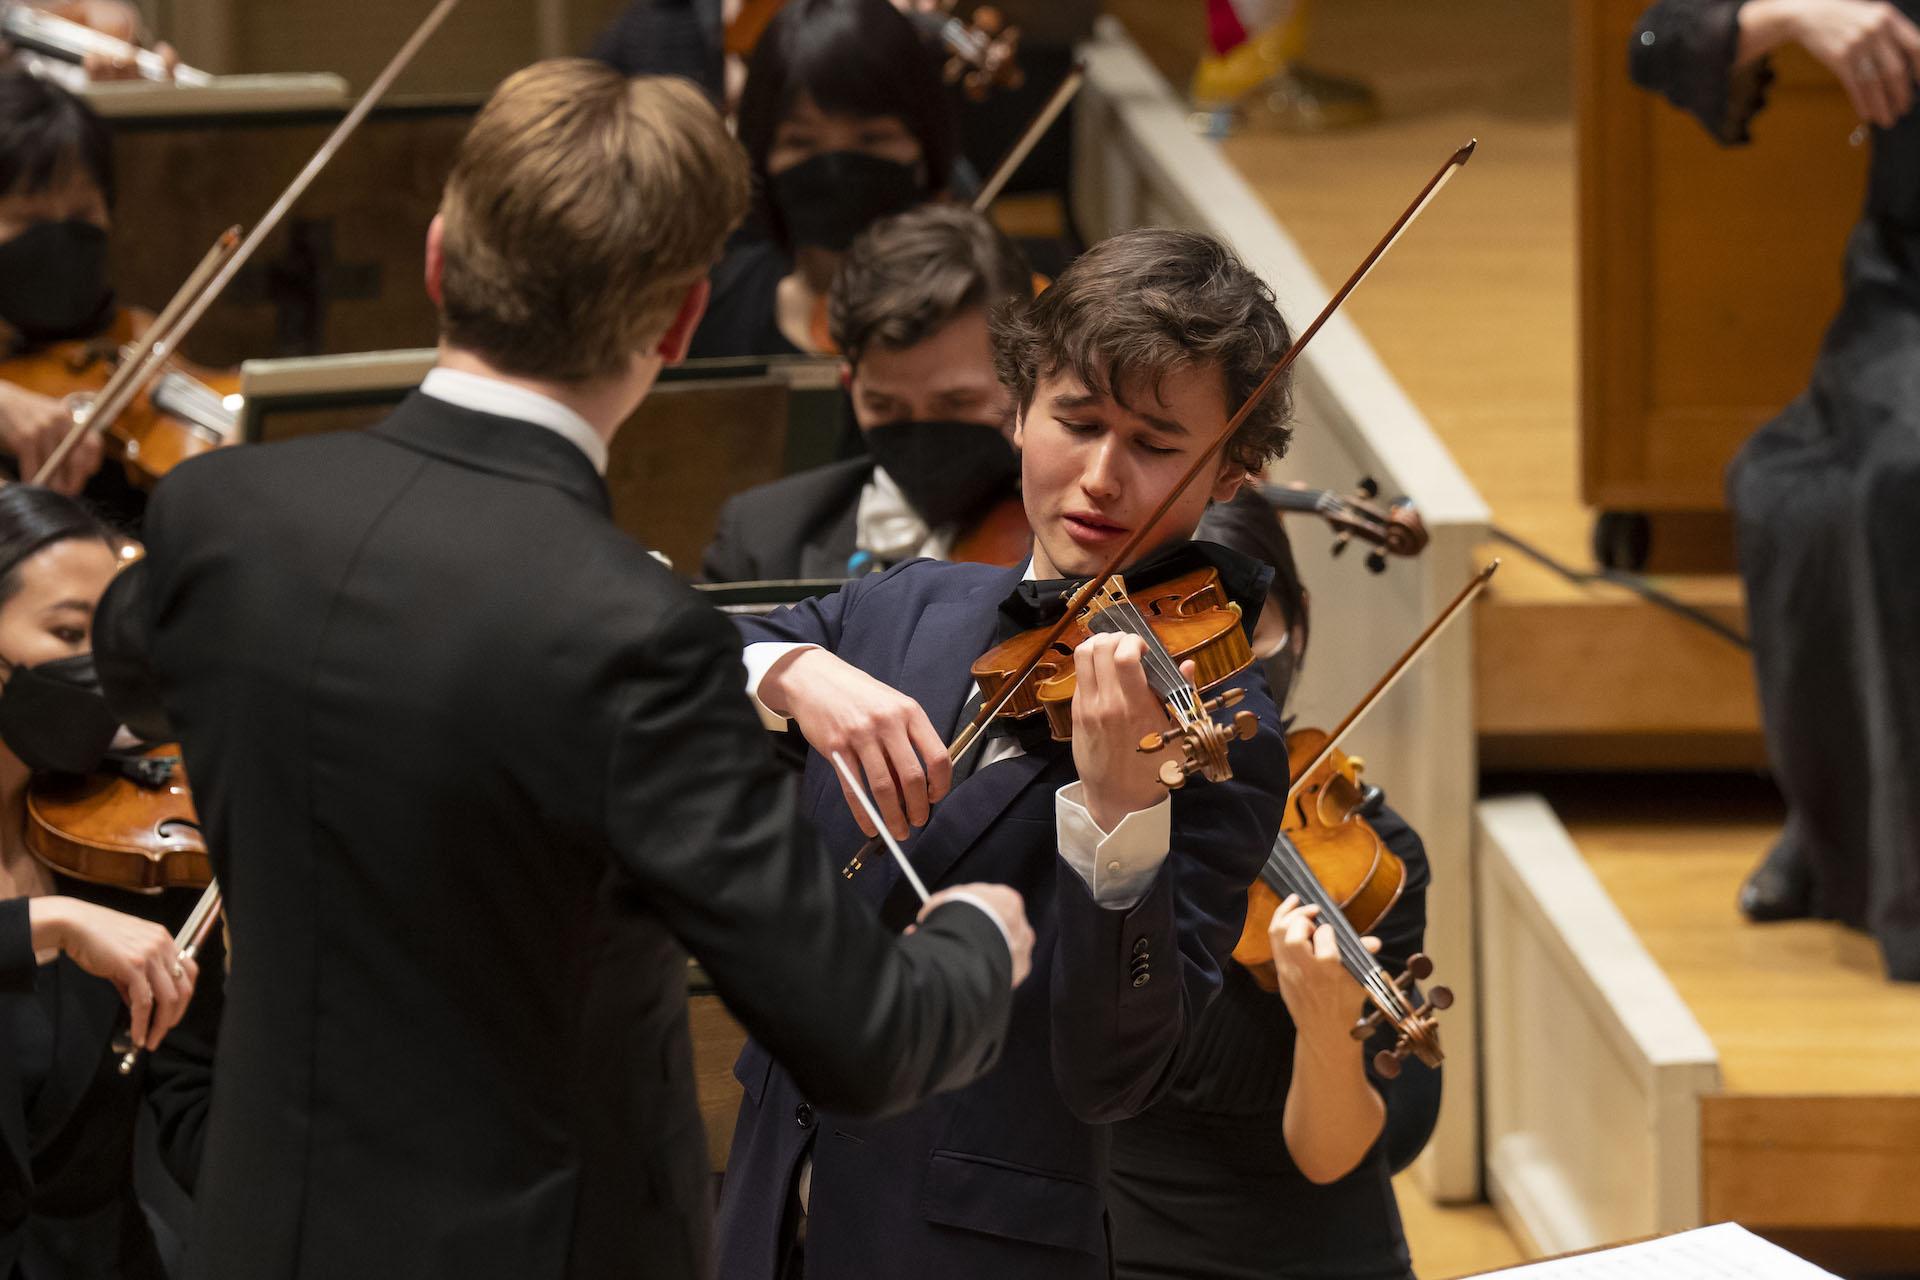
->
[438,60,748,382]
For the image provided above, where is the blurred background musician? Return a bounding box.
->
[92,63,1026,1280]
[702,203,1031,582]
[1106,487,1437,1280]
[1632,0,1920,978]
[689,0,959,359]
[0,483,204,1280]
[1,2,179,84]
[0,70,118,502]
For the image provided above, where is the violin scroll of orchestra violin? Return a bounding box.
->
[1231,729,1451,1079]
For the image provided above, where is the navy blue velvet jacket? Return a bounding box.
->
[714,559,1287,1280]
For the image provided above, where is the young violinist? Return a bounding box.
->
[0,69,114,497]
[702,203,1032,581]
[689,0,958,358]
[0,483,203,1279]
[713,227,1294,1280]
[90,61,1031,1280]
[1105,487,1440,1280]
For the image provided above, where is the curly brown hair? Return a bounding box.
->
[990,228,1293,472]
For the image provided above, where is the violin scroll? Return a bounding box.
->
[935,3,1023,101]
[1350,951,1452,1078]
[1137,686,1259,789]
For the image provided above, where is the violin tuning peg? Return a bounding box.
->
[1366,551,1388,574]
[1232,710,1258,741]
[1330,536,1349,557]
[1138,730,1168,754]
[1406,952,1433,981]
[1221,687,1245,708]
[1157,760,1190,789]
[1426,985,1455,1011]
[1358,476,1380,499]
[1372,1048,1404,1079]
[1350,1008,1387,1040]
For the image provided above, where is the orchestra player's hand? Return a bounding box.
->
[919,884,1034,987]
[1740,0,1920,127]
[28,896,199,1049]
[759,647,951,841]
[1070,633,1184,831]
[82,40,178,82]
[0,381,103,496]
[1266,895,1377,1047]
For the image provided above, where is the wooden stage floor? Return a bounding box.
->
[1109,0,1763,771]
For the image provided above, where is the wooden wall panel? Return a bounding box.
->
[1577,0,1868,511]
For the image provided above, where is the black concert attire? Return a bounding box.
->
[93,380,1015,1280]
[1105,805,1436,1280]
[0,879,215,1280]
[704,457,871,581]
[1633,0,1920,979]
[687,236,806,361]
[588,0,724,101]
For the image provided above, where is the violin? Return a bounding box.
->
[970,566,1261,781]
[1261,480,1427,573]
[26,742,223,1075]
[1231,727,1451,1078]
[25,743,209,893]
[0,308,241,489]
[948,493,1030,567]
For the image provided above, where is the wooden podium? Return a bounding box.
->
[1576,0,1868,563]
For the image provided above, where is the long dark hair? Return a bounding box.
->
[0,69,114,206]
[1197,487,1309,704]
[734,0,955,249]
[0,485,113,607]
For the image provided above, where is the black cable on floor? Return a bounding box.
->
[1487,524,1752,652]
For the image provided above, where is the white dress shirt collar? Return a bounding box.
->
[419,366,609,475]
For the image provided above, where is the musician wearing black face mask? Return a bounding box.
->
[0,70,119,501]
[704,204,1033,581]
[687,0,956,360]
[0,484,210,1280]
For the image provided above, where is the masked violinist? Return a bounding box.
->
[703,204,1032,582]
[713,228,1292,1280]
[0,483,207,1280]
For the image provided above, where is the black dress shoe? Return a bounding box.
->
[1738,837,1813,923]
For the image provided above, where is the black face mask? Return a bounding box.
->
[0,652,120,775]
[864,418,1020,528]
[769,151,922,252]
[0,220,116,345]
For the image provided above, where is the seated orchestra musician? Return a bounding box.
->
[0,484,207,1279]
[1107,487,1441,1280]
[712,228,1293,1280]
[703,203,1032,582]
[90,60,1032,1280]
[0,70,119,500]
[690,0,957,359]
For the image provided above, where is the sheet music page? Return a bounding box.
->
[1469,1223,1840,1278]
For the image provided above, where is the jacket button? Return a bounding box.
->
[795,1102,815,1129]
[1132,937,1150,958]
[1132,973,1150,988]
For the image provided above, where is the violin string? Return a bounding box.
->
[1266,835,1410,1017]
[1087,597,1193,718]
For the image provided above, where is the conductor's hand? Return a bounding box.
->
[760,647,950,841]
[29,896,198,1049]
[1267,895,1378,1049]
[1071,633,1185,831]
[0,382,102,496]
[920,884,1034,988]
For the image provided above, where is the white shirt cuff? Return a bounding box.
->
[928,889,1018,962]
[1054,782,1172,910]
[741,642,818,731]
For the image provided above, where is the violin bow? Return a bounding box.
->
[114,877,222,1075]
[31,0,465,485]
[841,140,1476,878]
[971,62,1084,212]
[946,139,1477,772]
[1285,559,1498,805]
